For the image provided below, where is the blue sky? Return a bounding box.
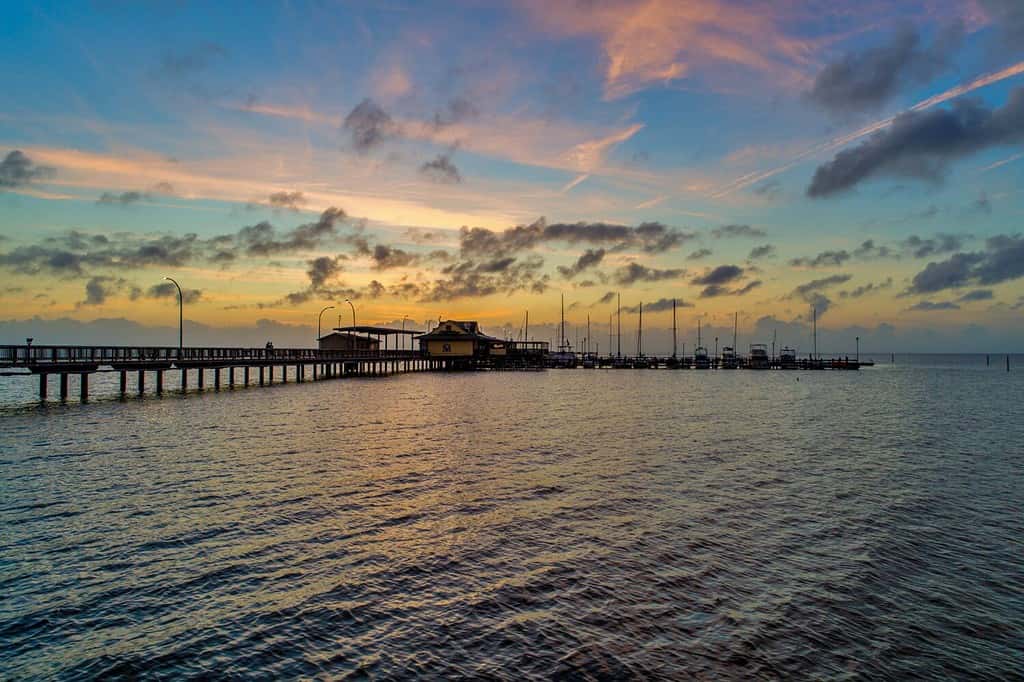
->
[1,0,1022,350]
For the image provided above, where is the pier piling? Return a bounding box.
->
[120,371,127,397]
[156,370,163,395]
[79,373,88,402]
[59,373,68,401]
[138,370,145,395]
[39,373,47,401]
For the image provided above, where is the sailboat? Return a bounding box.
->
[666,299,681,369]
[721,312,740,369]
[550,294,577,368]
[632,302,650,368]
[694,319,711,369]
[612,293,631,368]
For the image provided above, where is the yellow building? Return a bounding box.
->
[417,320,503,358]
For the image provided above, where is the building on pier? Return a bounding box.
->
[416,320,502,359]
[317,331,380,352]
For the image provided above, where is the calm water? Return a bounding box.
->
[2,360,1022,678]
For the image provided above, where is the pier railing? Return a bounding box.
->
[0,345,420,367]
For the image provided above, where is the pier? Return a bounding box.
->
[1,344,439,402]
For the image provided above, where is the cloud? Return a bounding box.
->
[907,252,986,294]
[596,291,616,305]
[789,249,851,268]
[524,0,810,99]
[147,282,202,303]
[903,233,1024,296]
[557,248,606,279]
[752,179,782,198]
[431,96,479,128]
[853,239,894,259]
[748,244,776,260]
[979,0,1024,56]
[458,218,695,259]
[806,25,964,117]
[699,279,761,298]
[371,244,419,270]
[957,289,994,302]
[613,262,686,285]
[419,153,462,184]
[687,248,712,261]
[97,190,147,205]
[305,256,344,289]
[791,274,853,299]
[0,150,56,189]
[901,232,970,258]
[807,87,1024,197]
[267,191,306,211]
[420,255,549,302]
[80,277,120,306]
[907,300,960,311]
[623,297,693,313]
[238,207,348,256]
[840,277,893,298]
[691,264,744,286]
[343,99,396,154]
[710,224,766,239]
[971,192,992,214]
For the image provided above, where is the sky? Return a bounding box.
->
[1,0,1023,352]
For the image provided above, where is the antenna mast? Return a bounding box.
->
[672,299,677,357]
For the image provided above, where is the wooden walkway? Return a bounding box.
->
[0,345,436,401]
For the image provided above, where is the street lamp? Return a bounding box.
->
[164,276,183,354]
[317,305,335,343]
[344,299,356,327]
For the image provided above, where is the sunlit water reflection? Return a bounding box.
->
[2,361,1022,678]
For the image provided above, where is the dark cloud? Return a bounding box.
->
[97,191,147,205]
[710,224,766,239]
[841,277,893,298]
[691,265,744,286]
[901,232,970,258]
[305,256,344,289]
[267,191,306,211]
[80,277,120,306]
[0,150,56,189]
[343,99,396,154]
[238,207,348,256]
[748,244,776,260]
[808,88,1024,197]
[806,25,963,116]
[853,239,894,259]
[687,248,712,261]
[557,248,605,279]
[419,153,462,184]
[699,280,762,299]
[613,263,686,286]
[907,252,985,293]
[789,250,851,268]
[623,298,693,313]
[596,291,616,305]
[156,43,226,78]
[431,96,479,128]
[957,289,994,302]
[789,274,852,315]
[371,244,419,270]
[903,233,1024,296]
[979,0,1024,57]
[147,282,202,303]
[459,218,694,259]
[420,255,548,302]
[907,300,960,311]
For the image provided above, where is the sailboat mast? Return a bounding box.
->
[638,302,643,357]
[813,306,818,360]
[525,310,529,342]
[672,299,677,357]
[698,318,702,348]
[617,293,622,358]
[733,312,738,351]
[560,293,565,351]
[587,314,591,356]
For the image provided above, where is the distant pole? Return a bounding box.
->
[812,306,818,361]
[637,302,643,357]
[163,276,183,354]
[317,305,335,343]
[587,314,591,355]
[856,336,860,363]
[402,315,408,350]
[715,336,718,360]
[1008,355,1011,372]
[617,293,622,358]
[733,312,738,353]
[525,310,529,342]
[344,299,356,327]
[987,354,990,366]
[672,299,677,358]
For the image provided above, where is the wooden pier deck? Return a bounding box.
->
[0,344,438,402]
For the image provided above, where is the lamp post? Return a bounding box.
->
[345,299,356,327]
[318,305,335,343]
[164,276,183,355]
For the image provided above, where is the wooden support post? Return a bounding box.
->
[244,366,250,385]
[59,373,68,401]
[313,363,318,380]
[120,370,127,397]
[214,368,221,390]
[298,364,304,382]
[156,370,163,395]
[79,373,89,402]
[229,367,235,387]
[138,370,145,395]
[282,365,287,383]
[1008,355,1011,372]
[268,365,274,383]
[39,373,47,401]
[198,368,204,390]
[181,368,187,391]
[259,366,265,385]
